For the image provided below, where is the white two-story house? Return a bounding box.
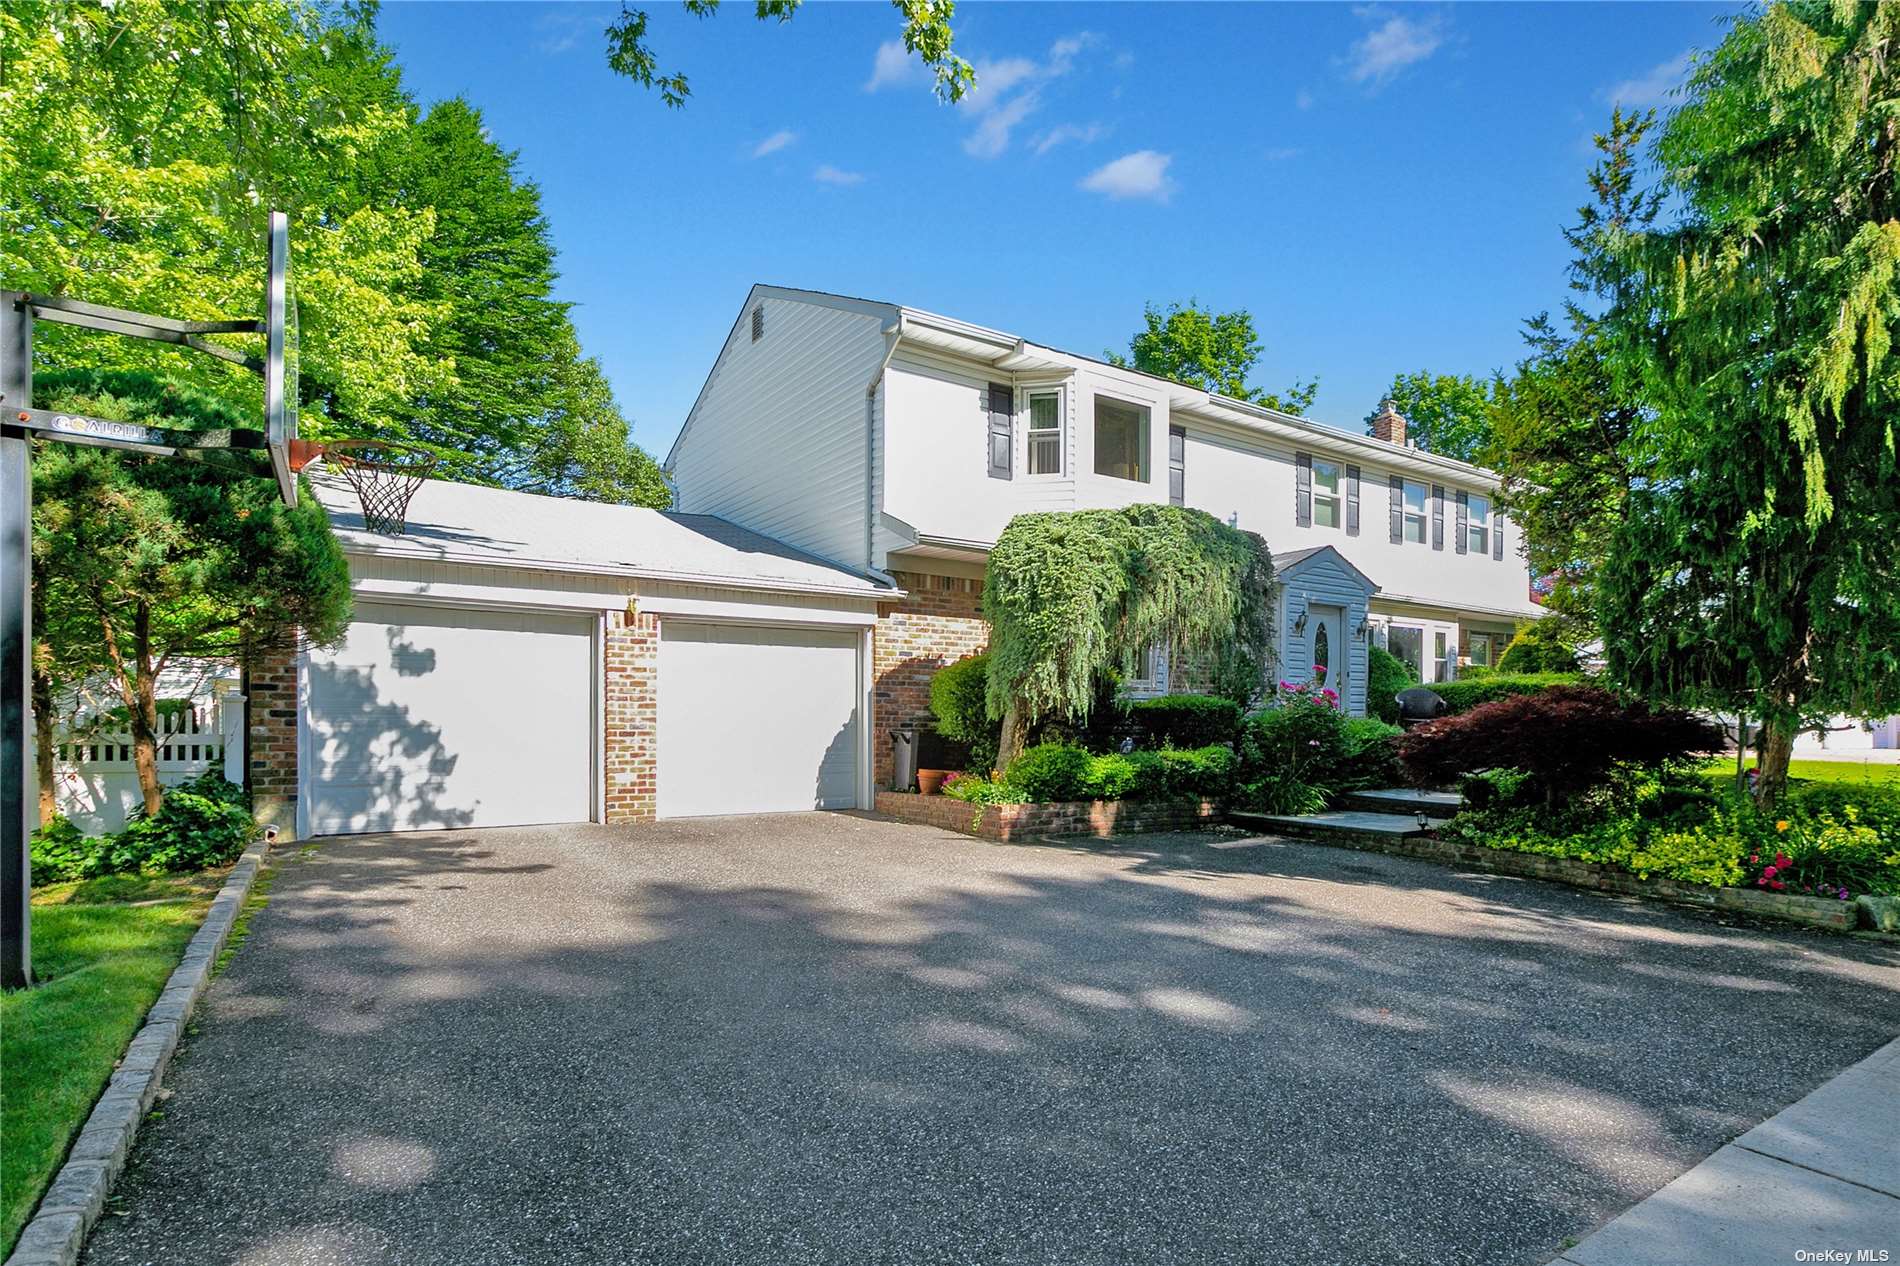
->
[668,286,1542,785]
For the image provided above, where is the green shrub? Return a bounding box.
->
[1126,694,1243,748]
[1236,697,1347,813]
[1340,717,1403,790]
[1496,620,1582,674]
[1005,743,1096,802]
[30,817,96,884]
[1122,745,1237,801]
[943,772,1026,806]
[1367,646,1416,723]
[29,775,254,884]
[1426,672,1584,715]
[1457,663,1495,680]
[105,785,256,874]
[929,653,999,771]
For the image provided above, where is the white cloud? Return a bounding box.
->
[956,32,1099,159]
[964,90,1042,159]
[1079,150,1174,203]
[1032,122,1107,156]
[1345,12,1445,87]
[1295,87,1315,111]
[751,130,797,158]
[1605,50,1693,108]
[534,10,596,56]
[864,39,922,92]
[813,164,865,186]
[1263,146,1301,161]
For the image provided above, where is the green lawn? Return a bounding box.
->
[1701,756,1900,788]
[1,870,224,1255]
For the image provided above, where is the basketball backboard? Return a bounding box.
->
[264,211,299,506]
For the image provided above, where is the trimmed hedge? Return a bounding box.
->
[1367,646,1416,723]
[994,741,1236,803]
[1495,620,1581,674]
[1427,672,1584,714]
[1127,694,1243,748]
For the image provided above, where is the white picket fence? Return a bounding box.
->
[46,683,246,834]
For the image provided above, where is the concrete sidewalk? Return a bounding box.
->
[1559,1036,1900,1266]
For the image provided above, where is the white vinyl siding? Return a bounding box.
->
[668,292,890,571]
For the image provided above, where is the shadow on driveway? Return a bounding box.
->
[81,814,1900,1266]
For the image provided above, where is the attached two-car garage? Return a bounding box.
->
[296,477,887,836]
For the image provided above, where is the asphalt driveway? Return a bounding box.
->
[83,814,1900,1266]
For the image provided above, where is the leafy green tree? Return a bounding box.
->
[1489,109,1661,632]
[1598,2,1900,807]
[607,0,973,105]
[1107,301,1318,414]
[361,98,671,504]
[33,371,353,816]
[1368,371,1493,462]
[984,506,1276,770]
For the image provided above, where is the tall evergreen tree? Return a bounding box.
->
[1599,2,1900,806]
[1489,108,1661,632]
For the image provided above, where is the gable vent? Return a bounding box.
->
[750,305,764,342]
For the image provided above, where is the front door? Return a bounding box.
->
[1311,604,1346,695]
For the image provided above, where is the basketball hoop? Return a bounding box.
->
[316,440,436,535]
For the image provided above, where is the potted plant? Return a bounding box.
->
[917,768,951,796]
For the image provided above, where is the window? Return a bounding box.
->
[1027,391,1062,475]
[1387,625,1424,679]
[1402,479,1428,543]
[1466,493,1491,554]
[1168,425,1185,506]
[1123,641,1168,697]
[1467,632,1493,667]
[1312,459,1342,529]
[1093,396,1149,482]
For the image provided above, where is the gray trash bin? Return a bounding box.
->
[891,724,918,793]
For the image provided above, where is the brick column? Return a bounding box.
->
[604,604,660,822]
[245,644,300,838]
[873,570,991,787]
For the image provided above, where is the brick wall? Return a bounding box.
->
[875,791,1222,841]
[604,604,660,823]
[874,569,991,786]
[245,645,300,838]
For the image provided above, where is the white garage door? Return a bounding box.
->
[303,602,594,835]
[658,622,861,818]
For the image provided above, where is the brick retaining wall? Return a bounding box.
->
[875,791,1222,842]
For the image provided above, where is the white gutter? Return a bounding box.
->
[332,538,902,602]
[866,320,901,571]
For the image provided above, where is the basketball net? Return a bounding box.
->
[317,440,437,535]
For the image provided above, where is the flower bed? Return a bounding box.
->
[875,791,1222,842]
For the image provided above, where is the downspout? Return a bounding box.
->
[866,317,902,572]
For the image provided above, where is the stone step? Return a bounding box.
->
[1338,787,1462,818]
[1227,810,1439,842]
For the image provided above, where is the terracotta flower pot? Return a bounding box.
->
[917,769,950,796]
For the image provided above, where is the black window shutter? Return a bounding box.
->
[1168,425,1185,507]
[1294,452,1313,527]
[1455,489,1470,555]
[986,383,1012,480]
[1344,463,1360,536]
[1388,474,1403,543]
[1431,484,1445,551]
[1492,512,1505,561]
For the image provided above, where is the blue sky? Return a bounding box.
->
[376,1,1728,457]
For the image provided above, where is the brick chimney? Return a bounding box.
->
[1370,398,1407,445]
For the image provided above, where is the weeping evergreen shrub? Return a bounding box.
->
[983,505,1275,766]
